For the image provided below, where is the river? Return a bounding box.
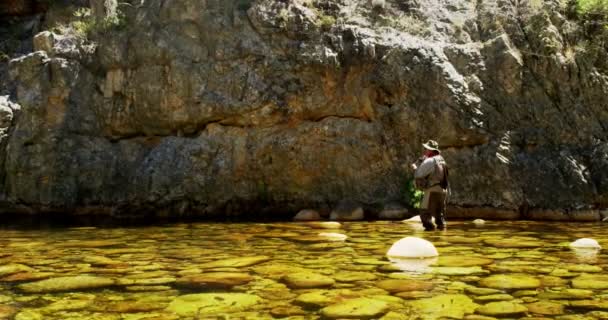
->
[0,220,606,319]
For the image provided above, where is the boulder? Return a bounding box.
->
[378,203,408,220]
[472,219,485,225]
[33,31,54,54]
[386,237,438,258]
[570,238,601,249]
[294,209,322,221]
[330,201,365,221]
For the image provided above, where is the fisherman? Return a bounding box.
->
[411,140,449,231]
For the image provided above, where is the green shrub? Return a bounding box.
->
[577,0,608,17]
[318,15,336,30]
[406,178,424,209]
[376,14,431,37]
[67,7,126,39]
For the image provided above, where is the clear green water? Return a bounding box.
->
[0,220,606,319]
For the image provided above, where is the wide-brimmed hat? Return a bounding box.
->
[422,140,440,152]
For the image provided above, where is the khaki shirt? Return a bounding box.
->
[414,155,446,188]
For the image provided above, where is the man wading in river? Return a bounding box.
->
[411,140,449,231]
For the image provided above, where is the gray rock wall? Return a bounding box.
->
[2,0,608,218]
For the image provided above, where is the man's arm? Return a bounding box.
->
[414,158,435,179]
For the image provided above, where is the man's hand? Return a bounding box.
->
[411,163,417,170]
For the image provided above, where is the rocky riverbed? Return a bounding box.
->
[0,220,605,319]
[1,0,608,218]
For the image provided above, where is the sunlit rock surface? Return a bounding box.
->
[1,0,608,217]
[570,238,602,249]
[475,301,528,316]
[294,209,322,221]
[317,232,348,241]
[17,276,115,293]
[166,293,261,317]
[387,237,438,258]
[320,297,389,319]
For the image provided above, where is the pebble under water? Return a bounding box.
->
[0,220,606,319]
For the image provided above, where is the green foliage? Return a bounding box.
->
[406,178,424,209]
[318,15,336,30]
[577,0,608,17]
[63,7,126,39]
[375,14,431,37]
[0,52,9,62]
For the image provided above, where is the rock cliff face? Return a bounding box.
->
[1,0,608,219]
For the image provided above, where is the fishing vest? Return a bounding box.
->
[416,155,449,190]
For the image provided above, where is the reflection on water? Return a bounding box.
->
[0,220,606,319]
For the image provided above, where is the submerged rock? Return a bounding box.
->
[473,294,514,302]
[282,273,335,289]
[294,289,358,308]
[317,232,348,241]
[435,256,494,267]
[475,301,528,316]
[478,274,541,290]
[572,274,608,289]
[320,298,388,319]
[13,309,43,320]
[251,264,311,279]
[304,222,342,229]
[0,264,33,277]
[538,289,594,300]
[569,300,608,310]
[334,271,377,282]
[198,256,270,269]
[526,301,565,315]
[175,272,253,289]
[386,237,438,258]
[270,305,307,317]
[408,294,479,319]
[431,266,488,276]
[376,279,434,293]
[465,287,503,296]
[0,305,17,319]
[165,293,260,317]
[483,238,543,248]
[18,275,115,293]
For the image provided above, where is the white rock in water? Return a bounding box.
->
[387,237,438,258]
[473,219,485,225]
[318,233,347,241]
[294,209,321,221]
[402,216,421,223]
[570,238,601,249]
[388,257,437,273]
